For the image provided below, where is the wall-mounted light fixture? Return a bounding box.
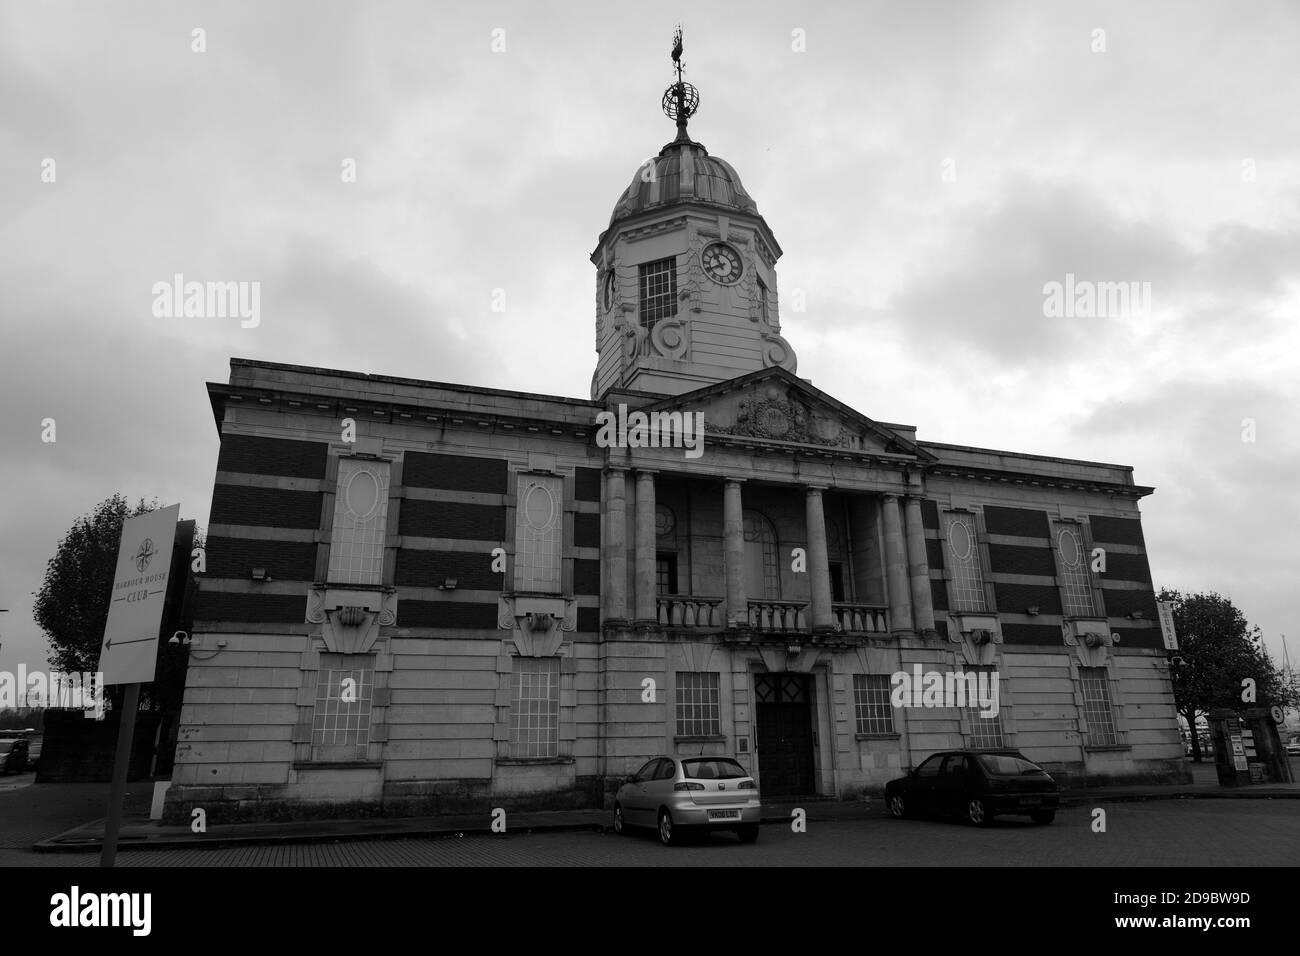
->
[1126,610,1144,620]
[439,578,458,590]
[1026,606,1039,616]
[251,568,268,582]
[169,631,224,660]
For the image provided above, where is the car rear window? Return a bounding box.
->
[977,754,1044,776]
[681,758,749,780]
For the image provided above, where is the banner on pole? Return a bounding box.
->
[1157,600,1179,652]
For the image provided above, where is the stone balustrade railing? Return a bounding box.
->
[656,595,725,628]
[747,600,808,632]
[832,602,890,634]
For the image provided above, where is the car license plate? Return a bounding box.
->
[1020,796,1042,805]
[708,809,739,820]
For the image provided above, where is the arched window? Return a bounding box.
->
[743,509,780,599]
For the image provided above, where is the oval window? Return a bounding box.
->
[1058,528,1081,566]
[948,519,974,561]
[524,483,556,532]
[345,469,380,519]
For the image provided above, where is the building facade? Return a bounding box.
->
[165,95,1186,821]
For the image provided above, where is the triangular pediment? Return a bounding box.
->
[640,367,934,461]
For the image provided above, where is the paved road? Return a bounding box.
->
[0,800,1296,867]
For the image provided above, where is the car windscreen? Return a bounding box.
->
[977,754,1043,776]
[681,758,749,780]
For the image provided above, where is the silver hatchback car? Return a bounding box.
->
[614,756,761,845]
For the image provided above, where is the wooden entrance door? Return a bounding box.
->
[754,674,815,796]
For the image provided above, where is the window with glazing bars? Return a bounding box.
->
[312,654,373,759]
[1080,666,1118,746]
[1054,522,1095,616]
[656,553,678,595]
[510,657,560,758]
[944,511,987,612]
[853,675,895,735]
[675,672,720,736]
[328,458,390,586]
[638,257,677,329]
[757,277,770,324]
[964,665,1005,749]
[514,474,563,593]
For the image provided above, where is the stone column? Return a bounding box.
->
[603,468,628,624]
[634,470,657,624]
[723,479,747,626]
[881,494,913,633]
[904,497,935,633]
[805,486,835,632]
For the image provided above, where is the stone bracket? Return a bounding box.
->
[947,612,1002,667]
[306,585,397,655]
[1061,617,1117,667]
[499,594,577,657]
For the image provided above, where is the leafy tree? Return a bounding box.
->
[1160,588,1297,761]
[33,494,200,713]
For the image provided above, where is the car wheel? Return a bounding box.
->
[737,824,759,844]
[657,809,676,847]
[966,797,991,827]
[613,803,627,835]
[1030,810,1055,825]
[888,794,908,819]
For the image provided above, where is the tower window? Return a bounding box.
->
[639,257,678,329]
[757,277,769,324]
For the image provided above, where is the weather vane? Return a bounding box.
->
[662,24,699,140]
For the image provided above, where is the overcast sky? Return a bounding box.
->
[1,1,1297,680]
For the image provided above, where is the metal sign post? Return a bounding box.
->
[96,504,180,867]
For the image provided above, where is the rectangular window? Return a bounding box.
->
[638,257,677,329]
[943,511,987,612]
[312,653,374,761]
[514,474,563,593]
[757,277,769,324]
[964,665,1005,749]
[510,657,560,758]
[1080,666,1118,746]
[853,675,895,735]
[1053,521,1095,616]
[328,458,390,585]
[675,672,720,737]
[656,553,678,595]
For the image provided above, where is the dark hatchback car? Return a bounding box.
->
[0,737,29,775]
[885,750,1059,826]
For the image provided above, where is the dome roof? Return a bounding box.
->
[608,138,759,228]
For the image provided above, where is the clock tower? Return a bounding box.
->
[590,29,797,400]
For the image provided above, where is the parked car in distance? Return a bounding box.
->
[25,735,41,771]
[614,756,761,845]
[885,750,1059,826]
[1285,740,1300,757]
[0,737,29,775]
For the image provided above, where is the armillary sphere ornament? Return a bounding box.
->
[662,81,699,123]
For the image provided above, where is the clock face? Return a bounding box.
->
[602,271,616,311]
[702,242,743,284]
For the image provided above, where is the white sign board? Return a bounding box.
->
[97,504,180,685]
[1156,601,1179,651]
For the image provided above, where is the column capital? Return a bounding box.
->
[803,484,828,494]
[722,476,747,487]
[882,492,901,502]
[603,465,630,475]
[634,468,659,479]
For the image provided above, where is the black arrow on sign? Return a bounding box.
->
[103,637,154,651]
